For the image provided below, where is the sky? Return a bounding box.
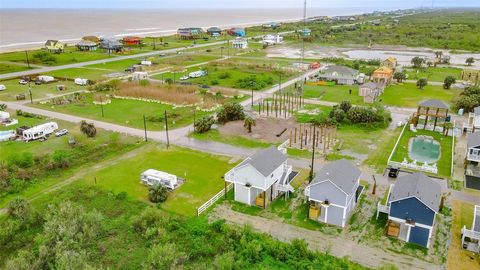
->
[1,0,479,9]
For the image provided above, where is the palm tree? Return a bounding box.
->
[148,184,169,203]
[80,120,97,138]
[466,57,475,66]
[243,116,256,133]
[411,56,425,69]
[443,122,454,136]
[416,78,428,89]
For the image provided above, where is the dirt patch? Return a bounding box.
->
[218,117,297,143]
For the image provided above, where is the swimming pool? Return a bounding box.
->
[409,136,441,164]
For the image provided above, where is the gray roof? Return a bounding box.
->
[474,206,480,232]
[418,99,449,110]
[238,146,287,177]
[77,40,97,47]
[468,132,480,149]
[361,82,384,90]
[321,65,359,77]
[474,106,480,116]
[311,159,361,195]
[388,172,441,212]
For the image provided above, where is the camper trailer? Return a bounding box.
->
[74,78,89,86]
[188,70,207,78]
[140,169,179,189]
[22,122,59,142]
[37,76,55,83]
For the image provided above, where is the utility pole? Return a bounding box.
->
[251,89,254,107]
[309,124,316,183]
[193,108,196,133]
[164,110,170,148]
[100,96,104,117]
[173,71,176,84]
[279,74,282,92]
[220,46,224,57]
[25,50,30,69]
[28,81,33,104]
[143,115,148,142]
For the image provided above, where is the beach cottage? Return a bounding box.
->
[232,37,248,49]
[177,28,203,39]
[304,160,362,227]
[382,57,397,70]
[77,40,98,51]
[262,34,283,46]
[207,27,222,37]
[123,36,142,45]
[461,205,480,253]
[227,27,246,37]
[224,146,296,208]
[377,172,441,248]
[317,65,360,85]
[45,40,66,53]
[465,132,480,190]
[372,66,394,85]
[100,38,123,54]
[359,82,385,103]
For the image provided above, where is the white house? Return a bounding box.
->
[466,132,480,190]
[224,146,296,208]
[462,205,480,253]
[304,160,362,227]
[22,122,58,142]
[132,71,149,81]
[140,169,179,190]
[262,34,283,46]
[232,37,248,49]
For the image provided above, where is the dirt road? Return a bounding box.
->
[211,204,443,270]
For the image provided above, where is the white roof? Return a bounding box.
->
[0,111,10,119]
[23,122,58,134]
[142,169,176,179]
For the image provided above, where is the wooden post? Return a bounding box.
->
[434,108,439,131]
[267,101,269,116]
[143,115,148,142]
[263,191,266,209]
[289,130,292,147]
[372,175,377,195]
[305,129,308,147]
[164,110,170,148]
[300,130,303,149]
[224,181,228,199]
[309,125,316,183]
[294,128,297,143]
[258,102,261,114]
[424,107,429,129]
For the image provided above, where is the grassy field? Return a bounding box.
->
[0,63,33,74]
[405,67,463,82]
[33,93,212,131]
[390,129,453,177]
[380,83,459,108]
[78,146,235,216]
[447,200,480,270]
[0,78,87,101]
[306,84,364,104]
[190,129,271,149]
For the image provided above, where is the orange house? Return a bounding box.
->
[122,36,142,45]
[372,66,393,84]
[382,57,397,70]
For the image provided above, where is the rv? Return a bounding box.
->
[37,76,55,83]
[74,78,89,86]
[140,169,179,190]
[22,122,59,142]
[188,70,207,78]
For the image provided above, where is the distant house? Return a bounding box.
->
[262,22,281,29]
[100,38,123,54]
[45,40,66,53]
[359,82,385,103]
[262,34,283,46]
[382,57,397,70]
[372,66,393,85]
[461,69,480,86]
[82,36,100,43]
[371,19,381,26]
[298,28,312,37]
[207,27,222,37]
[177,28,203,39]
[317,65,360,85]
[227,27,246,37]
[232,37,248,49]
[123,36,142,46]
[304,160,362,227]
[461,205,480,253]
[224,146,296,208]
[465,132,480,190]
[77,40,98,51]
[377,173,441,248]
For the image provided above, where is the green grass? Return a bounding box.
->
[0,47,113,66]
[190,129,271,148]
[86,58,142,71]
[390,129,453,177]
[404,67,463,82]
[312,84,364,104]
[45,67,111,81]
[0,63,33,74]
[33,93,211,131]
[364,127,403,173]
[0,78,87,101]
[380,83,459,108]
[79,146,235,216]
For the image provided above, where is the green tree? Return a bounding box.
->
[148,184,169,203]
[466,57,475,66]
[80,120,97,138]
[7,197,30,220]
[339,100,352,113]
[217,102,245,124]
[442,122,454,136]
[411,56,425,68]
[194,116,215,133]
[393,71,407,83]
[243,116,256,133]
[443,76,456,89]
[416,78,428,89]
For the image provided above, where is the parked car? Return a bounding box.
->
[180,76,189,81]
[388,167,400,178]
[19,79,28,85]
[159,53,167,57]
[0,85,6,91]
[55,129,69,137]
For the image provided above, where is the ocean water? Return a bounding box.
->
[0,7,390,51]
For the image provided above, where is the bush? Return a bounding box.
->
[211,79,219,85]
[33,51,57,64]
[218,72,231,79]
[80,120,97,138]
[443,76,456,89]
[194,116,215,133]
[331,108,346,122]
[15,110,43,119]
[146,115,164,123]
[52,150,73,168]
[0,104,7,111]
[217,102,245,124]
[7,153,34,169]
[7,197,30,220]
[148,184,169,203]
[453,86,480,112]
[339,100,352,113]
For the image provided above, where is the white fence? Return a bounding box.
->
[388,160,438,174]
[197,183,233,216]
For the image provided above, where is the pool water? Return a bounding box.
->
[409,137,441,163]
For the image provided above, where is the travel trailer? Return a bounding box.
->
[22,122,59,142]
[140,169,179,190]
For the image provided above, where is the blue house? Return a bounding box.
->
[377,172,441,248]
[227,27,246,37]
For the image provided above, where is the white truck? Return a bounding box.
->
[22,122,59,142]
[140,169,179,190]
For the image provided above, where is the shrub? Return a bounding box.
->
[243,116,256,133]
[32,51,57,64]
[146,115,165,123]
[15,110,43,119]
[148,184,169,203]
[331,108,346,122]
[80,120,97,138]
[218,72,231,79]
[211,79,219,85]
[52,150,73,168]
[453,86,480,112]
[194,116,215,133]
[7,197,30,220]
[217,102,245,124]
[416,78,428,89]
[139,79,150,87]
[0,104,7,111]
[443,76,456,89]
[7,153,34,169]
[339,100,352,113]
